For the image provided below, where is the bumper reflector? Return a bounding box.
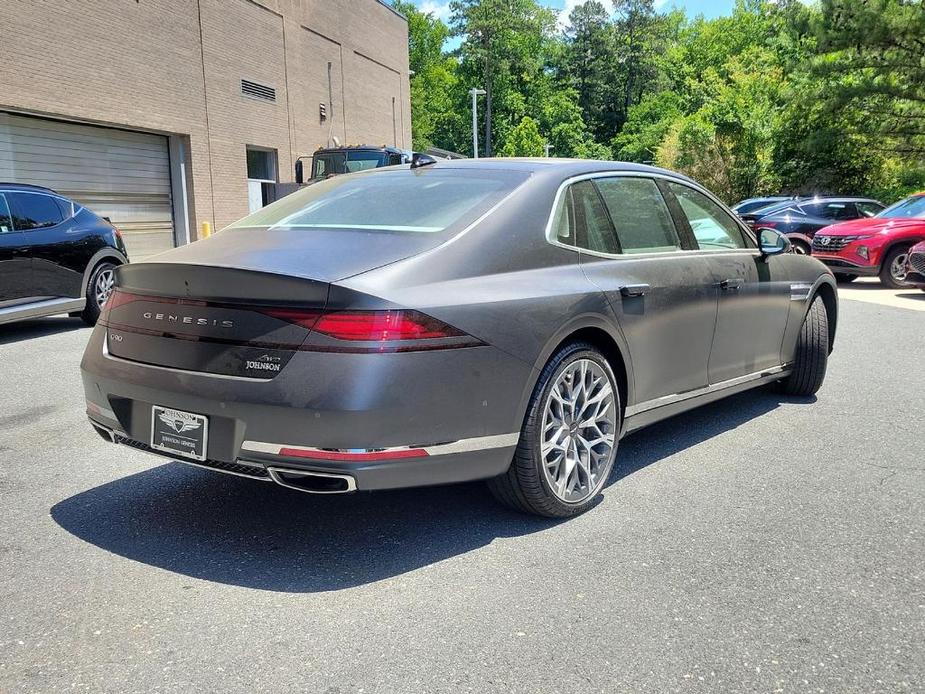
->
[277,447,429,462]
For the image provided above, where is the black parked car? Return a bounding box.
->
[739,197,885,255]
[0,183,128,326]
[731,196,799,215]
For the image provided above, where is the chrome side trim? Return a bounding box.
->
[241,432,520,458]
[0,297,86,325]
[543,169,758,255]
[790,282,813,301]
[625,365,790,417]
[266,467,357,494]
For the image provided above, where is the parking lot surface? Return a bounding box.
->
[1,290,923,693]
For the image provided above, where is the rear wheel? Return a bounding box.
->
[879,245,911,289]
[780,296,828,396]
[488,342,620,518]
[81,262,117,325]
[790,239,810,255]
[834,273,857,284]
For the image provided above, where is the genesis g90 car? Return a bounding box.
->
[1,183,128,326]
[81,160,837,517]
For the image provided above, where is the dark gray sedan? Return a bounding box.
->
[81,159,837,517]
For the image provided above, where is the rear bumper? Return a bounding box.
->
[80,326,528,491]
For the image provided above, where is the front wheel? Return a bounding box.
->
[488,342,620,518]
[780,296,829,396]
[790,239,811,255]
[879,246,911,289]
[81,262,117,325]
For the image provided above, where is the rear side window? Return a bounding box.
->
[0,194,12,233]
[857,201,883,218]
[571,180,619,254]
[667,183,748,250]
[8,192,64,230]
[228,169,528,234]
[594,177,680,253]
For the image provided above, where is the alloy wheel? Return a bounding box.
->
[890,253,909,283]
[95,268,115,308]
[541,358,617,503]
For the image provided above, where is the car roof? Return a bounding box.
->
[0,182,60,194]
[418,157,698,184]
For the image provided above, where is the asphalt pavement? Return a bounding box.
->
[0,289,922,693]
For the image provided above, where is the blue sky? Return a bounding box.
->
[409,0,737,26]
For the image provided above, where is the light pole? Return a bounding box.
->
[469,87,486,158]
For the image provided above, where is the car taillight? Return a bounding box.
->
[759,221,777,228]
[311,310,466,341]
[258,308,322,330]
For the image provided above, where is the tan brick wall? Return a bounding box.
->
[0,0,410,239]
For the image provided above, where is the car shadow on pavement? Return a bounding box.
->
[0,316,88,344]
[50,387,812,594]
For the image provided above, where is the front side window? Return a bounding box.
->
[595,177,680,253]
[667,183,748,250]
[227,169,529,234]
[8,192,64,231]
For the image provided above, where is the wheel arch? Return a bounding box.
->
[525,318,632,426]
[81,248,128,293]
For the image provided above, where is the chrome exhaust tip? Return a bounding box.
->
[266,467,357,494]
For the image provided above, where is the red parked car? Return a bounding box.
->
[811,192,925,287]
[905,240,925,291]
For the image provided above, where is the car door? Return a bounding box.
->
[663,181,791,384]
[7,192,83,299]
[559,175,718,406]
[0,192,34,305]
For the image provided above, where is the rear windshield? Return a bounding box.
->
[227,169,528,234]
[877,194,925,219]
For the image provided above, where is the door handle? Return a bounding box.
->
[719,278,744,291]
[619,284,650,298]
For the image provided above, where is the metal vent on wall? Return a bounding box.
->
[241,79,276,102]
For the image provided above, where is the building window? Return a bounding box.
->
[246,146,277,213]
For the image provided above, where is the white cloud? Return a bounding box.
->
[556,0,616,31]
[418,0,452,21]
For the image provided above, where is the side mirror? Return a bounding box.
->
[758,227,790,258]
[294,159,304,185]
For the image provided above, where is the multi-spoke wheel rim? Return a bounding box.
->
[890,253,908,283]
[95,268,115,308]
[541,358,617,503]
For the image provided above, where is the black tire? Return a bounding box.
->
[488,342,621,518]
[878,245,911,289]
[81,262,117,325]
[780,296,828,396]
[834,274,857,284]
[790,239,811,256]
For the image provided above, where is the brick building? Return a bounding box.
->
[0,0,411,259]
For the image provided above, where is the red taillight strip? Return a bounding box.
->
[241,433,520,462]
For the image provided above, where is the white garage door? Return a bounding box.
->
[0,112,175,260]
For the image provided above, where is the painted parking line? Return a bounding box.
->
[838,278,925,311]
